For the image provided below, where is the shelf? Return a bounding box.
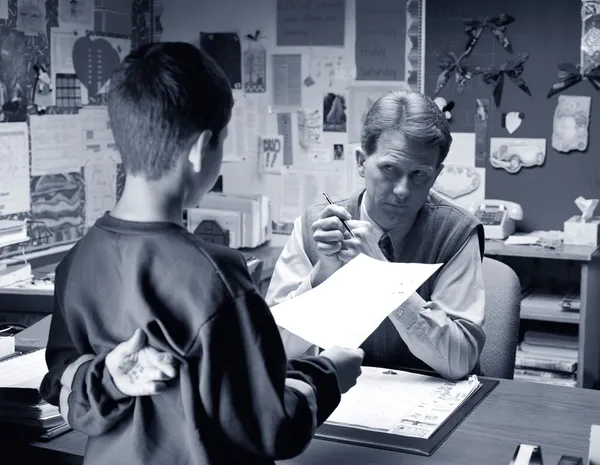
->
[485,240,599,261]
[520,292,580,324]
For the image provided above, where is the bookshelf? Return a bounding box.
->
[485,240,600,389]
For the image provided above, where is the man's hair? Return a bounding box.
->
[107,42,233,180]
[361,90,452,165]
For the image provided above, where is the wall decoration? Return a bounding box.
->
[297,108,322,149]
[478,53,532,107]
[551,95,591,153]
[464,14,515,53]
[474,98,489,167]
[434,96,454,120]
[200,32,242,90]
[489,137,546,174]
[276,0,345,47]
[433,165,480,199]
[322,92,347,132]
[259,135,283,174]
[547,63,600,97]
[433,51,475,95]
[333,144,344,161]
[16,0,46,36]
[502,112,525,134]
[582,0,600,72]
[243,30,266,94]
[32,64,53,114]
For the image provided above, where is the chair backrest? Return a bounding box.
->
[246,258,264,288]
[479,257,521,379]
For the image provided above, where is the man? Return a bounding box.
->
[266,90,486,381]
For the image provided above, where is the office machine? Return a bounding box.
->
[469,200,524,240]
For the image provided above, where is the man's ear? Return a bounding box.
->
[355,147,367,178]
[188,130,212,172]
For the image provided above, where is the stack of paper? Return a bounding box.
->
[326,367,482,439]
[0,220,29,248]
[270,253,442,349]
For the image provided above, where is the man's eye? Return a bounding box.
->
[413,170,427,178]
[383,165,395,172]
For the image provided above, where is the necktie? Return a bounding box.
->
[378,233,395,262]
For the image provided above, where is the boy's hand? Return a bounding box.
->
[320,346,364,394]
[105,329,179,397]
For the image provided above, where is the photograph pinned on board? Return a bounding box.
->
[333,144,345,161]
[323,92,347,132]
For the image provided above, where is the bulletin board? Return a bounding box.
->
[161,0,426,241]
[0,0,154,260]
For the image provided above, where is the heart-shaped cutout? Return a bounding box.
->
[505,111,525,134]
[433,165,480,199]
[72,36,122,96]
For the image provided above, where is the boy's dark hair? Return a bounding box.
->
[108,42,233,181]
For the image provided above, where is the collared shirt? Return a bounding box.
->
[266,196,486,380]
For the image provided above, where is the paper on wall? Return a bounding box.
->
[271,54,302,110]
[16,0,46,36]
[297,108,323,149]
[279,170,303,222]
[446,133,476,166]
[0,0,8,20]
[433,166,485,210]
[270,253,442,350]
[79,106,119,160]
[552,95,591,153]
[58,0,94,30]
[30,115,84,176]
[225,93,267,162]
[259,135,284,174]
[84,156,117,228]
[0,123,31,216]
[489,138,546,174]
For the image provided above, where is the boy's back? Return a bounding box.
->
[44,213,342,465]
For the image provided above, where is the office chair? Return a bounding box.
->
[246,258,264,289]
[479,257,521,379]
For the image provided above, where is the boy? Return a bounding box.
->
[40,42,364,465]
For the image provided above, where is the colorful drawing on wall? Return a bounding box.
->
[478,53,532,107]
[502,112,525,134]
[322,92,347,132]
[464,14,515,53]
[552,95,591,153]
[474,98,489,167]
[244,30,266,93]
[489,137,546,174]
[200,32,242,90]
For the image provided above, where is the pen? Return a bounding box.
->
[322,192,356,238]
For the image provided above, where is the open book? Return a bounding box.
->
[326,367,482,439]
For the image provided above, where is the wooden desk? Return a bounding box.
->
[19,380,600,465]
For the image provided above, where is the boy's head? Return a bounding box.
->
[108,42,233,207]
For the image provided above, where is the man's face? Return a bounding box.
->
[356,130,443,231]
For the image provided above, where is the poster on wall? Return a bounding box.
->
[276,0,346,46]
[200,32,242,90]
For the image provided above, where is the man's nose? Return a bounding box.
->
[392,176,410,200]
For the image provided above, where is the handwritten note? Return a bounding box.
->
[0,123,31,216]
[272,54,302,108]
[30,115,83,176]
[297,109,323,149]
[276,0,345,46]
[84,157,117,227]
[355,0,407,81]
[260,135,284,174]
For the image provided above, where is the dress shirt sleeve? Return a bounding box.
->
[388,232,486,380]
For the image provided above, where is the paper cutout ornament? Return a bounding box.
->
[503,112,525,134]
[433,165,480,199]
[72,35,121,96]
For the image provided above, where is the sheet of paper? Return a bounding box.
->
[327,367,480,439]
[297,108,323,149]
[30,114,83,176]
[0,122,31,216]
[355,0,406,81]
[224,91,246,162]
[276,0,345,46]
[270,253,442,349]
[79,106,119,158]
[279,170,303,222]
[58,0,94,30]
[16,0,46,36]
[347,84,409,143]
[84,156,117,227]
[244,94,268,158]
[272,54,302,109]
[0,0,8,20]
[489,137,546,174]
[433,166,485,210]
[94,0,133,36]
[0,349,48,389]
[277,113,294,166]
[260,135,284,174]
[474,98,489,167]
[447,133,476,166]
[590,424,600,465]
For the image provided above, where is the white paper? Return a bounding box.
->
[0,0,8,20]
[225,92,268,162]
[309,148,331,164]
[446,133,476,166]
[30,114,83,175]
[0,348,48,389]
[489,137,546,174]
[297,109,323,149]
[244,94,268,159]
[79,106,120,161]
[58,0,94,30]
[0,123,31,216]
[259,135,284,174]
[433,165,485,210]
[84,157,117,227]
[16,0,46,36]
[590,425,600,465]
[270,253,442,349]
[279,170,303,222]
[327,367,480,439]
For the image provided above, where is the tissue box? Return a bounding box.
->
[564,215,600,246]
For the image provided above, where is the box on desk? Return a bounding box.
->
[563,215,600,246]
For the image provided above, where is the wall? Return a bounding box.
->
[425,0,600,231]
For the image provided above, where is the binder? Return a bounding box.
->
[315,378,498,456]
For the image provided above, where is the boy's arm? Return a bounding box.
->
[194,289,341,461]
[40,294,135,436]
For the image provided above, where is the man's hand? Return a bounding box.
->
[105,329,179,397]
[337,220,386,263]
[320,346,364,394]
